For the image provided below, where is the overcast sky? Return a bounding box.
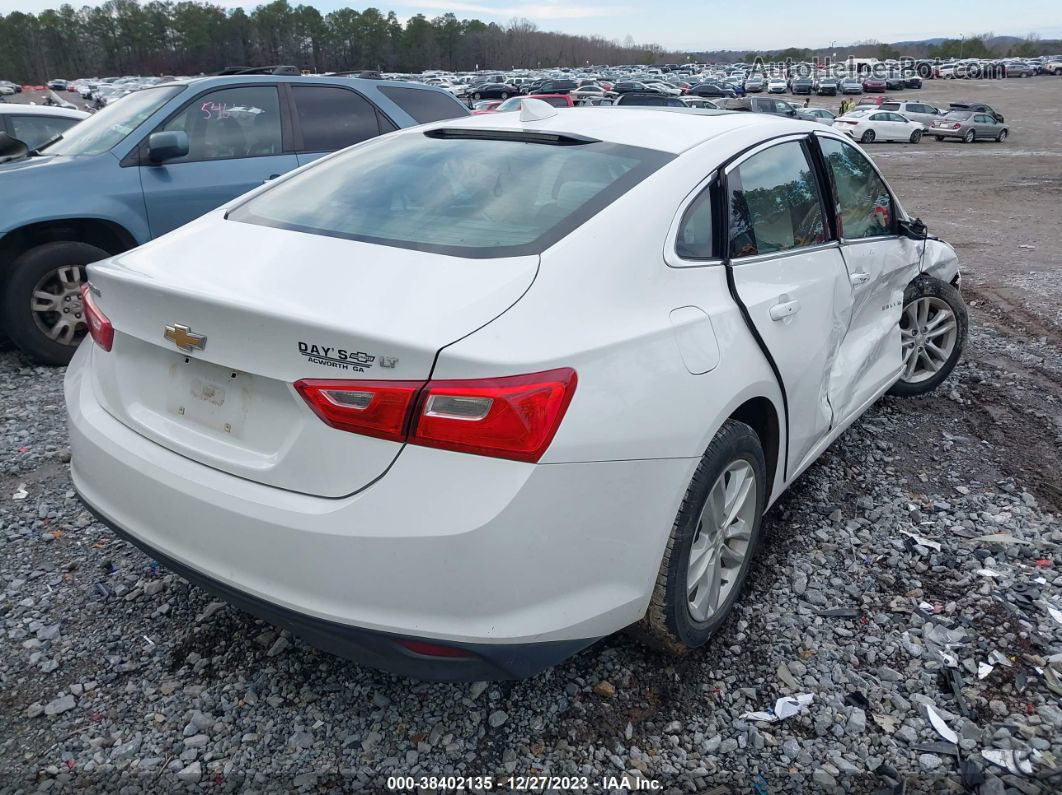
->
[5,0,1061,51]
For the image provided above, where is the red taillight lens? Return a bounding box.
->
[80,283,113,351]
[411,368,577,463]
[295,368,577,463]
[293,379,422,442]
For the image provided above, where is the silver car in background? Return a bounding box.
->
[878,100,944,129]
[930,110,1009,143]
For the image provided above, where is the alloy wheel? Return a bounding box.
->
[30,264,86,347]
[899,296,958,384]
[686,461,757,622]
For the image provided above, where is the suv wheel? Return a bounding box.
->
[888,276,967,397]
[635,420,766,652]
[1,241,109,365]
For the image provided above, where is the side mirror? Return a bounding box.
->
[0,131,29,163]
[899,217,927,240]
[147,130,189,163]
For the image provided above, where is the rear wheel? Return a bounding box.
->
[473,92,482,100]
[888,276,967,397]
[1,241,110,365]
[635,420,766,652]
[499,92,509,99]
[963,129,976,143]
[861,129,876,143]
[909,129,922,143]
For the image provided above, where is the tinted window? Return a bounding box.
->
[819,137,894,240]
[293,86,379,151]
[676,187,713,259]
[8,114,80,149]
[161,85,282,161]
[231,132,671,258]
[727,141,827,258]
[378,85,470,123]
[880,103,901,111]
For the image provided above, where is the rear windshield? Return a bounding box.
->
[945,111,974,120]
[880,103,901,110]
[230,130,672,258]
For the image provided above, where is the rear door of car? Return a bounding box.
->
[288,84,395,167]
[724,137,853,474]
[974,114,995,137]
[138,83,298,238]
[814,133,919,422]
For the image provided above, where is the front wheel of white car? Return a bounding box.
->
[888,276,968,397]
[636,420,766,653]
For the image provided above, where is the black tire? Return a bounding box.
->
[963,129,975,143]
[1,241,109,365]
[887,276,968,398]
[933,136,943,141]
[997,129,1008,142]
[499,92,509,99]
[909,129,922,143]
[861,129,876,143]
[635,420,767,653]
[473,92,482,100]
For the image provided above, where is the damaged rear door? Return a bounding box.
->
[724,138,854,476]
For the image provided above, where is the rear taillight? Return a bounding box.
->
[295,368,577,463]
[80,283,113,352]
[294,379,421,442]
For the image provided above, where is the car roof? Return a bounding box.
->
[0,104,88,119]
[419,106,815,155]
[177,73,447,95]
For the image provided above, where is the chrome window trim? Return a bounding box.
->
[730,240,840,266]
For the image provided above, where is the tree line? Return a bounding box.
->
[0,0,687,83]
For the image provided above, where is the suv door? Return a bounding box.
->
[815,134,920,422]
[289,84,394,167]
[725,138,853,474]
[139,84,297,238]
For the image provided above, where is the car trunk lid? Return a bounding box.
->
[85,217,538,497]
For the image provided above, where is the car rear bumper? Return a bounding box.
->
[66,344,694,679]
[930,128,966,138]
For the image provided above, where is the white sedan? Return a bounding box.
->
[67,102,966,680]
[833,109,926,143]
[767,78,788,93]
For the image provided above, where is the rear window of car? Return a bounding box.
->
[945,111,974,120]
[880,103,901,111]
[376,85,469,124]
[229,130,673,258]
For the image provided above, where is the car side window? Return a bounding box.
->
[818,137,895,240]
[727,141,827,259]
[8,115,79,150]
[291,85,381,151]
[376,85,468,123]
[160,85,282,162]
[675,187,712,259]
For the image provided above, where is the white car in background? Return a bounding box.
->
[833,109,926,143]
[67,102,965,680]
[767,78,788,93]
[0,104,88,151]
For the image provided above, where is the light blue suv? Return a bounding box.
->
[0,71,468,364]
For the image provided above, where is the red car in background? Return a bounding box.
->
[472,94,575,114]
[862,76,887,92]
[856,95,888,107]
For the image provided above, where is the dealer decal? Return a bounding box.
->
[298,342,378,372]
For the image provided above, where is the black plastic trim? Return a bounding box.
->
[78,493,597,681]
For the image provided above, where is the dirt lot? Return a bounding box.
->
[0,77,1060,793]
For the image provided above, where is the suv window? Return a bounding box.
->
[727,141,827,258]
[819,137,894,240]
[377,85,469,124]
[675,187,712,259]
[161,85,282,162]
[8,114,81,150]
[880,102,901,111]
[292,85,380,151]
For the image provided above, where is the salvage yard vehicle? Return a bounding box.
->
[0,72,468,365]
[833,109,926,143]
[877,100,943,128]
[930,110,1009,143]
[0,104,87,150]
[67,101,966,680]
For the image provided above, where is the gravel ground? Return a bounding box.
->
[2,80,1062,794]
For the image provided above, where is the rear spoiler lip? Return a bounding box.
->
[423,127,600,146]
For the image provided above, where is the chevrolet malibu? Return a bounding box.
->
[66,102,967,680]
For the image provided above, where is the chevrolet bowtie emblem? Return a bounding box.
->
[164,323,207,352]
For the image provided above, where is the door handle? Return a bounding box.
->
[769,299,801,321]
[849,271,871,285]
